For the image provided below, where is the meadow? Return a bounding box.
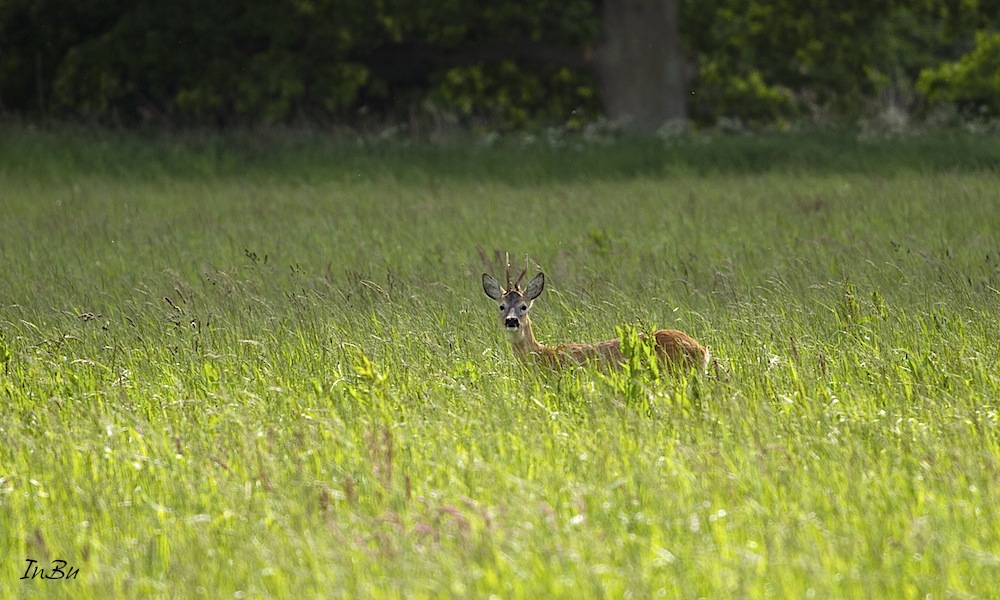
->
[1,126,999,598]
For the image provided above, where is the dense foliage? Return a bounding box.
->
[0,0,997,126]
[683,0,1000,123]
[917,30,1000,116]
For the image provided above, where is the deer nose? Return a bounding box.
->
[504,317,520,329]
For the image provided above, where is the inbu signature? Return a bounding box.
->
[20,558,80,580]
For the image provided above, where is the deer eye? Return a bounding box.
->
[520,304,528,311]
[499,304,506,311]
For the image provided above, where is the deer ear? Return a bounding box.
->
[523,272,545,300]
[482,273,503,300]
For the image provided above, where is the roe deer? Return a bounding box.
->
[482,258,708,370]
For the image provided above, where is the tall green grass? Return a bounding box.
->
[1,127,999,598]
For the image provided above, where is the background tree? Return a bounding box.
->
[595,0,690,129]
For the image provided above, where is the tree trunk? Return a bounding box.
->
[595,0,690,131]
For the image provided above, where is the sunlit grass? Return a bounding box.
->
[1,127,999,598]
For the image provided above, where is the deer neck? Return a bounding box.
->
[508,316,544,360]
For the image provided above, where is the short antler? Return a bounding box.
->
[514,255,527,290]
[498,252,530,292]
[504,252,512,291]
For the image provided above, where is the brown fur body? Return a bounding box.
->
[508,317,707,370]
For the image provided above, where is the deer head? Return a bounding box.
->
[482,255,544,333]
